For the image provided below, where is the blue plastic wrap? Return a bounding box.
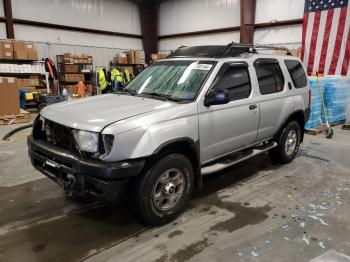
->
[321,76,350,124]
[305,77,323,128]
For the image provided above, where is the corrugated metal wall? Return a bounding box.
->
[158,0,241,52]
[6,0,144,67]
[254,0,304,48]
[0,23,6,39]
[159,0,305,52]
[12,0,141,35]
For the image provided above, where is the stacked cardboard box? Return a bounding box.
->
[64,65,79,73]
[151,53,167,61]
[115,51,141,65]
[0,77,20,115]
[0,41,14,59]
[116,53,128,64]
[63,53,91,64]
[63,74,84,82]
[0,40,38,60]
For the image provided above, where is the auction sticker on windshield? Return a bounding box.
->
[194,64,213,70]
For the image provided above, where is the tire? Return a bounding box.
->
[269,120,301,164]
[130,153,194,225]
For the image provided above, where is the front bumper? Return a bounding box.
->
[27,136,145,201]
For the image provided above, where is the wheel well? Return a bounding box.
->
[277,111,305,142]
[149,139,202,190]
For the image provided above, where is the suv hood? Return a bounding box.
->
[40,94,174,132]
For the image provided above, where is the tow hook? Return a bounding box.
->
[65,174,76,197]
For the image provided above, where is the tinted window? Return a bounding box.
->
[255,62,285,95]
[285,60,308,88]
[214,66,251,101]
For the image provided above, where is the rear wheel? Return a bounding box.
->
[269,121,301,164]
[130,153,194,225]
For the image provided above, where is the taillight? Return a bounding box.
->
[308,88,311,108]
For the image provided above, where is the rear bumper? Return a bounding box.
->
[27,136,145,201]
[304,108,311,123]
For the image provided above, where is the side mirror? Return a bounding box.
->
[204,89,230,107]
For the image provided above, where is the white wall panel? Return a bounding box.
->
[255,0,304,23]
[11,0,141,35]
[159,0,240,36]
[254,25,302,48]
[0,2,4,17]
[159,32,240,52]
[0,23,6,39]
[14,24,143,50]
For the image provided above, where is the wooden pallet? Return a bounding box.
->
[0,109,31,125]
[342,123,350,131]
[305,126,323,135]
[329,120,345,126]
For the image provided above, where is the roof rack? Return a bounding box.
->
[166,42,292,59]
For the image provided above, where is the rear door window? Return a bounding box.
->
[284,60,308,88]
[255,61,285,95]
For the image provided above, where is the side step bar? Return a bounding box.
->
[201,142,277,176]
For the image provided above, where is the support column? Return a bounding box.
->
[240,0,256,44]
[139,0,158,64]
[3,0,14,39]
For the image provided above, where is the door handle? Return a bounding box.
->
[249,104,257,110]
[288,82,293,90]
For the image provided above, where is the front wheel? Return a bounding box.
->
[269,121,301,164]
[130,153,194,225]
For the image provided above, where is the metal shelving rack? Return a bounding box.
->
[56,55,94,92]
[0,59,49,92]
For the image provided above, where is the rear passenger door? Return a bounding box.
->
[254,58,295,141]
[284,59,310,111]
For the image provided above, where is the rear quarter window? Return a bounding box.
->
[284,60,308,88]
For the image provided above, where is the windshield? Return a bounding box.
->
[124,60,216,101]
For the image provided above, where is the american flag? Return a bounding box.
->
[301,0,350,76]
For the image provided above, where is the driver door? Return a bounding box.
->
[198,62,260,164]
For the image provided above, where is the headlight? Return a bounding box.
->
[72,130,99,153]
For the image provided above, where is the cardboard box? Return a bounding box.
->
[12,41,25,51]
[18,78,40,87]
[134,51,140,64]
[27,50,38,60]
[1,41,13,59]
[14,49,28,60]
[63,74,84,82]
[126,51,135,64]
[117,53,127,64]
[25,43,35,51]
[64,65,79,73]
[0,77,20,115]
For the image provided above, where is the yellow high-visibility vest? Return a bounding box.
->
[111,68,123,83]
[98,68,108,90]
[123,69,131,83]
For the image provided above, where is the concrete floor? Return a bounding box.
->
[1,116,350,262]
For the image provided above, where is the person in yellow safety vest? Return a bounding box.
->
[98,68,109,94]
[111,68,124,91]
[123,69,131,83]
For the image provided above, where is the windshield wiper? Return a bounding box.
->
[141,92,171,101]
[141,92,188,102]
[115,89,138,96]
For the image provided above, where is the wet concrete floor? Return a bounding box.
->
[0,121,350,262]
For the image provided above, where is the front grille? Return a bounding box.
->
[33,116,77,152]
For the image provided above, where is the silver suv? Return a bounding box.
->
[28,44,311,225]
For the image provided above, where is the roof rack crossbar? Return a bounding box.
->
[166,42,293,59]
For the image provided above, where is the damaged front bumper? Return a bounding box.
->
[27,136,145,202]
